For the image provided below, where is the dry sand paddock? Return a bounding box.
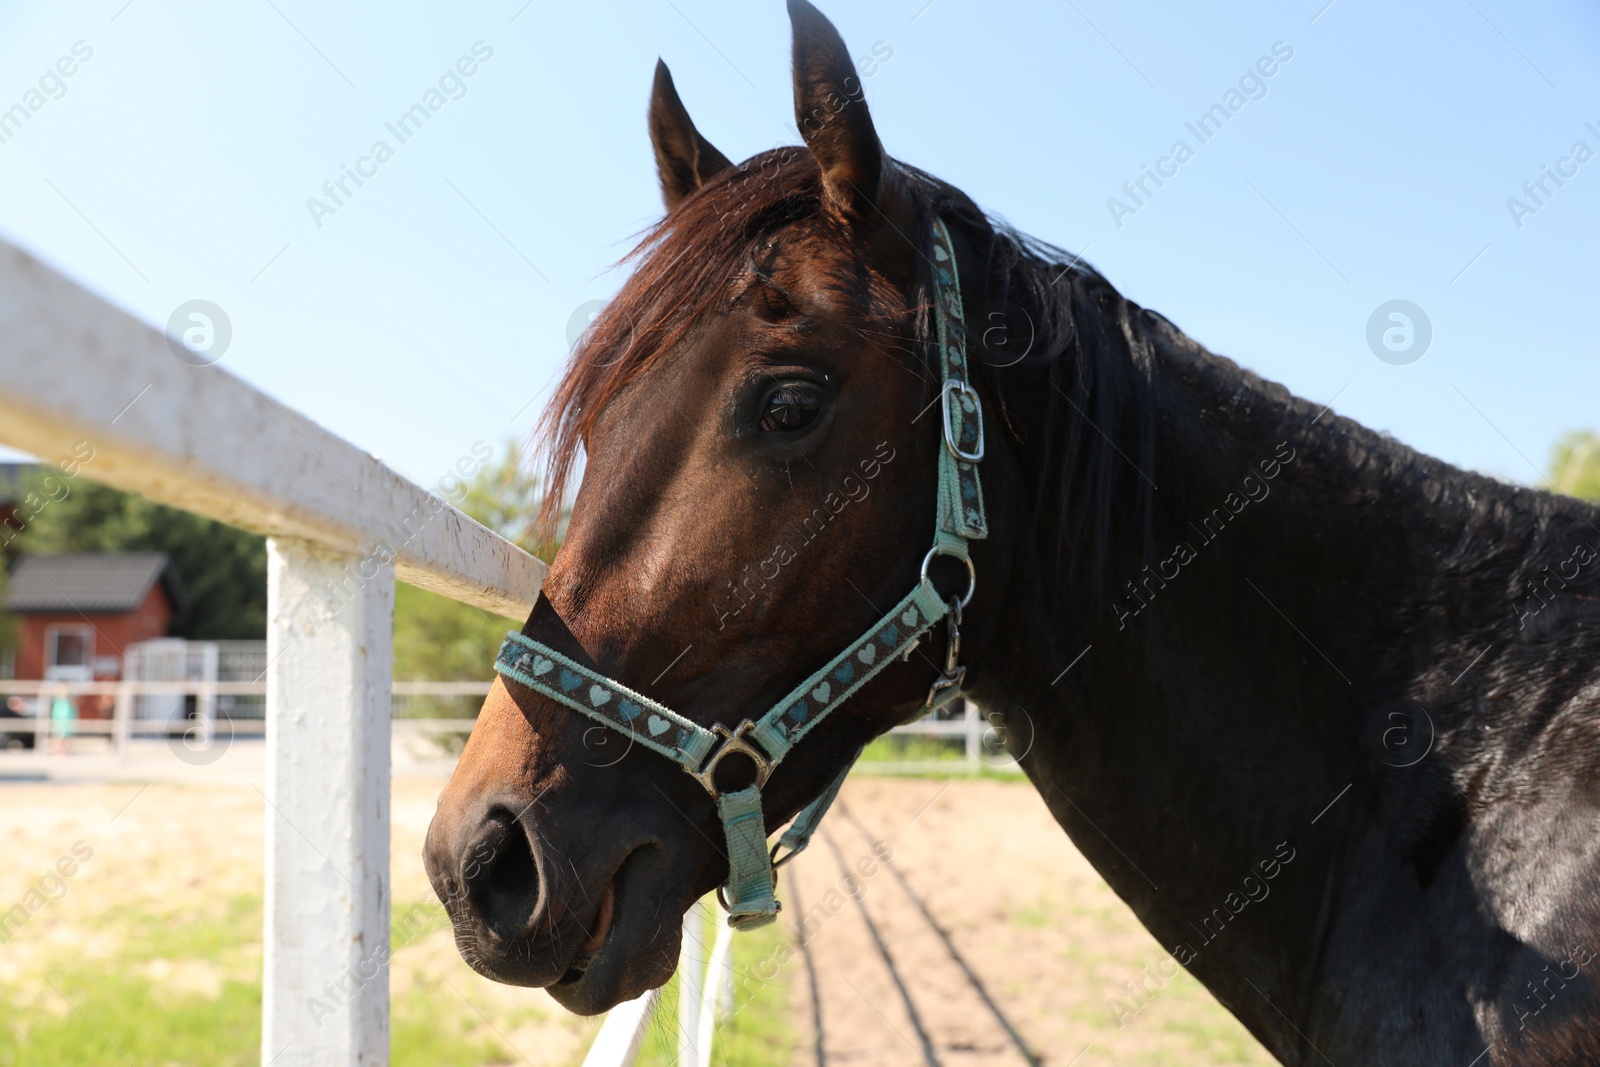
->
[0,772,1272,1065]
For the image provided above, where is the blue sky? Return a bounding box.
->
[0,0,1596,492]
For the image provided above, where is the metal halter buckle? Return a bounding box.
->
[690,720,773,798]
[925,596,967,709]
[940,379,985,462]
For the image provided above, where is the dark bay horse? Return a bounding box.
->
[424,3,1600,1062]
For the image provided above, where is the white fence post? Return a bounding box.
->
[696,912,735,1067]
[579,989,661,1067]
[113,681,132,761]
[262,539,395,1067]
[0,234,548,1067]
[678,899,707,1067]
[964,698,981,774]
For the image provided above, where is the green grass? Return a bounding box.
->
[0,892,789,1067]
[858,733,965,763]
[855,731,1029,779]
[391,981,520,1067]
[0,967,262,1067]
[0,895,536,1067]
[635,909,797,1067]
[0,898,263,1067]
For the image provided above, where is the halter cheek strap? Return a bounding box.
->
[493,218,986,930]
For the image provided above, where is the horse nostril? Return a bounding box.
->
[464,806,541,940]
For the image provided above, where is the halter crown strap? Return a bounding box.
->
[931,219,988,544]
[492,217,985,930]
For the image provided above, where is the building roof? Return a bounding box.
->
[3,552,186,614]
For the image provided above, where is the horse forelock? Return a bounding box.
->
[536,148,931,541]
[532,144,1163,602]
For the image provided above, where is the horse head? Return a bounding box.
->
[424,0,1018,1014]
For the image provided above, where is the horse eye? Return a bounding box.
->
[759,385,822,433]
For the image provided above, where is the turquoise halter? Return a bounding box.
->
[494,218,987,930]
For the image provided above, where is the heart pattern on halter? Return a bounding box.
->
[487,216,984,932]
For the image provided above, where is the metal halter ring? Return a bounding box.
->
[689,721,773,799]
[920,544,976,610]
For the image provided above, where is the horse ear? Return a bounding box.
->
[649,59,733,211]
[787,0,916,277]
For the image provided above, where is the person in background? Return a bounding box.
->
[50,690,76,755]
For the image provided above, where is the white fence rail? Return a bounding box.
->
[1,678,1013,775]
[0,237,543,1066]
[0,679,515,753]
[0,237,1012,1065]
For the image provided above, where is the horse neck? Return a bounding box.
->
[976,308,1487,1053]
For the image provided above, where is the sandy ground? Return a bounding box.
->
[779,777,1275,1067]
[0,773,1271,1066]
[0,775,600,1065]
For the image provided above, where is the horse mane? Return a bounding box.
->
[935,200,1161,591]
[536,149,1161,592]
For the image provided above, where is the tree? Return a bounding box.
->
[1549,430,1600,502]
[12,471,266,639]
[0,566,15,673]
[392,439,553,680]
[5,439,551,676]
[453,441,551,560]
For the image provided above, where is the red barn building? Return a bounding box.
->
[3,553,186,705]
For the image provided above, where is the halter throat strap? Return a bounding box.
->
[493,218,986,929]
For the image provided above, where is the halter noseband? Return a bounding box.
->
[493,218,987,930]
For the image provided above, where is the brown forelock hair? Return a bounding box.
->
[533,149,1159,599]
[534,148,940,540]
